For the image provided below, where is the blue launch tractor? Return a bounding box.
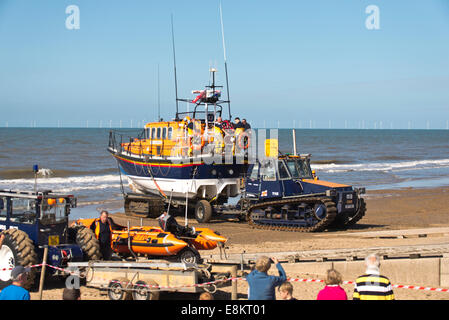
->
[0,189,100,289]
[237,154,366,232]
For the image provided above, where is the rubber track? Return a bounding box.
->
[247,197,337,232]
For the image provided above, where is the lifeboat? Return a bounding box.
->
[75,219,227,258]
[107,68,251,207]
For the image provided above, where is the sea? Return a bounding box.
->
[1,128,449,220]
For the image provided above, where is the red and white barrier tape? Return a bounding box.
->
[288,277,449,293]
[3,264,448,293]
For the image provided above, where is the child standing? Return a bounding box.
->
[317,269,347,300]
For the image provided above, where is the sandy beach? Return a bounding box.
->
[32,186,449,300]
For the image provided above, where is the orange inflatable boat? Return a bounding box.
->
[75,218,227,262]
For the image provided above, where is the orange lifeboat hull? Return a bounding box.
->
[112,227,188,256]
[74,219,227,257]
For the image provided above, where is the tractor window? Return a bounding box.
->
[286,160,300,179]
[260,160,276,181]
[168,127,173,140]
[40,198,67,225]
[156,128,161,139]
[0,197,7,221]
[10,198,37,224]
[151,128,156,139]
[297,159,312,178]
[278,161,291,180]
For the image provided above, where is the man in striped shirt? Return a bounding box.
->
[353,253,395,300]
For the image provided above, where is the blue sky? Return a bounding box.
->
[0,0,448,128]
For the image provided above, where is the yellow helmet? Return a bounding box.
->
[183,116,191,122]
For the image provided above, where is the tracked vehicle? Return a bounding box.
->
[238,154,366,232]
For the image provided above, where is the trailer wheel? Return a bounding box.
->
[178,247,201,264]
[107,277,132,300]
[0,229,38,290]
[195,200,212,223]
[132,280,160,300]
[74,227,102,261]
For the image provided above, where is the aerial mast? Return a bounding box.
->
[219,2,232,120]
[171,14,180,120]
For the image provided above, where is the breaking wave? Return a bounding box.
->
[0,168,118,179]
[312,158,449,173]
[0,174,122,193]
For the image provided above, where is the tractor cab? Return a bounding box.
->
[0,189,77,247]
[245,154,313,201]
[0,189,86,284]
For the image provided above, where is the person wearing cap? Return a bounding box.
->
[312,170,319,180]
[0,266,31,300]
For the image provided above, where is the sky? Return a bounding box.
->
[0,0,448,129]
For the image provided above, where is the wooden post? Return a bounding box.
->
[231,265,238,300]
[38,245,48,300]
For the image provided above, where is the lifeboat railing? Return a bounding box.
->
[108,129,146,156]
[109,128,252,161]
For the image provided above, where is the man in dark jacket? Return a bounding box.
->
[246,256,287,300]
[89,210,125,260]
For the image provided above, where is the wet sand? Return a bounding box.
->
[35,186,449,300]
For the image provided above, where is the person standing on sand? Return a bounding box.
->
[317,269,347,300]
[353,253,395,300]
[246,256,287,300]
[0,266,31,300]
[89,210,125,260]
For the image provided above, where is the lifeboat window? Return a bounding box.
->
[168,127,173,139]
[151,128,156,139]
[157,128,161,139]
[162,127,167,139]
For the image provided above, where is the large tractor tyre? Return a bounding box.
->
[178,247,202,265]
[132,279,160,300]
[74,227,102,261]
[194,200,213,223]
[0,229,38,290]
